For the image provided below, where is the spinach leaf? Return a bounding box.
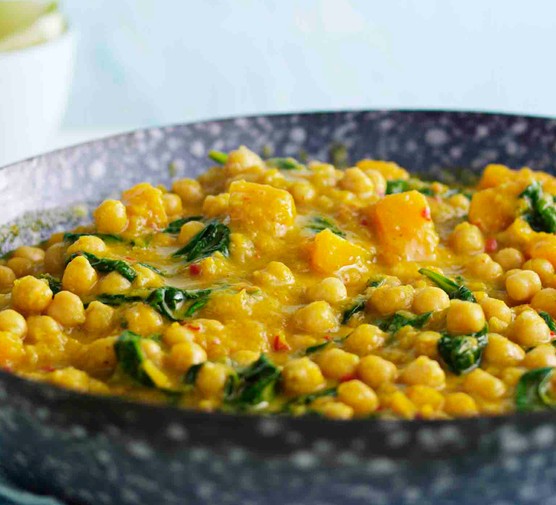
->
[285,387,337,409]
[38,274,62,294]
[367,277,386,288]
[516,367,556,412]
[379,310,432,334]
[183,363,204,385]
[64,232,124,243]
[520,182,556,233]
[145,287,211,321]
[304,335,348,355]
[539,311,556,332]
[225,354,280,409]
[418,268,476,302]
[386,180,410,195]
[342,297,366,324]
[75,252,137,282]
[172,222,230,262]
[437,326,488,375]
[307,216,346,237]
[266,157,302,170]
[97,293,145,306]
[137,262,167,276]
[164,216,203,234]
[208,150,228,165]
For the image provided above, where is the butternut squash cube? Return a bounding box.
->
[356,159,409,180]
[228,181,296,237]
[478,164,514,189]
[311,228,371,274]
[468,186,519,233]
[369,190,438,263]
[529,234,556,267]
[123,183,168,232]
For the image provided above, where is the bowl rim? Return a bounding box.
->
[2,108,556,430]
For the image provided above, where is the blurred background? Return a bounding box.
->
[1,0,556,165]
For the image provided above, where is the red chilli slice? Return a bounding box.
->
[485,237,498,252]
[421,207,431,220]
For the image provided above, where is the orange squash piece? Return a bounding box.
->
[310,229,371,274]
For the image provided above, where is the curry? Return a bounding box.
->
[1,146,556,420]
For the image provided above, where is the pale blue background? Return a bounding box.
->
[60,0,556,130]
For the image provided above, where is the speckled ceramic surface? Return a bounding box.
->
[2,110,556,505]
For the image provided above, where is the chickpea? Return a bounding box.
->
[293,301,338,333]
[443,392,478,417]
[290,181,316,204]
[44,243,66,275]
[13,246,45,263]
[225,146,263,174]
[531,288,556,318]
[96,272,132,294]
[125,304,163,336]
[132,264,164,289]
[306,277,347,304]
[178,221,205,245]
[83,301,114,333]
[167,341,207,373]
[162,193,183,216]
[45,291,86,328]
[414,331,442,358]
[67,236,107,256]
[281,357,325,395]
[94,200,128,234]
[508,310,550,347]
[522,344,556,369]
[479,297,512,324]
[387,391,416,419]
[253,261,295,287]
[318,401,354,420]
[162,323,194,346]
[7,257,34,277]
[361,169,386,196]
[62,256,98,295]
[406,385,444,411]
[370,285,414,315]
[0,266,16,290]
[231,350,260,367]
[26,315,65,348]
[466,254,503,281]
[172,178,204,204]
[412,287,450,314]
[449,222,484,255]
[523,258,555,285]
[399,356,445,389]
[0,331,25,367]
[494,248,524,271]
[196,362,230,397]
[140,339,163,366]
[202,194,229,217]
[337,380,379,415]
[506,270,542,302]
[339,168,374,194]
[463,368,505,400]
[11,276,53,314]
[357,355,397,388]
[0,309,27,338]
[343,324,385,356]
[446,300,485,335]
[483,333,525,366]
[317,348,359,380]
[448,193,470,212]
[79,336,117,377]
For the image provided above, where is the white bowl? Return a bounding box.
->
[0,29,75,166]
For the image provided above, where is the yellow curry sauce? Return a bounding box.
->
[2,146,556,420]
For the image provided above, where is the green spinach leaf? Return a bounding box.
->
[342,297,366,324]
[172,222,230,262]
[64,232,124,244]
[516,367,556,412]
[208,150,228,165]
[164,216,204,234]
[418,268,476,302]
[266,157,302,170]
[379,310,432,334]
[307,216,346,237]
[38,274,62,294]
[520,182,556,233]
[437,326,488,375]
[73,252,137,282]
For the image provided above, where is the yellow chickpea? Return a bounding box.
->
[406,385,444,411]
[522,344,556,369]
[253,261,295,287]
[167,341,207,373]
[523,258,555,285]
[62,256,98,295]
[67,236,107,256]
[317,348,359,380]
[531,288,556,318]
[178,221,205,245]
[125,304,163,336]
[290,181,316,204]
[172,178,204,204]
[44,242,66,275]
[202,193,229,217]
[79,336,117,377]
[83,301,114,333]
[466,254,503,281]
[26,315,65,348]
[162,323,195,346]
[13,246,45,263]
[343,324,385,356]
[446,300,485,335]
[506,270,542,302]
[281,357,325,395]
[399,356,446,389]
[370,285,414,315]
[339,168,374,194]
[231,350,260,367]
[508,310,550,347]
[96,272,132,294]
[357,355,397,388]
[443,392,478,417]
[293,301,338,333]
[483,333,525,366]
[361,168,386,196]
[479,297,512,324]
[93,200,128,234]
[7,257,34,277]
[494,248,524,271]
[196,362,230,397]
[131,264,164,289]
[11,276,53,314]
[449,222,485,255]
[0,265,16,290]
[0,309,27,339]
[387,391,416,419]
[414,331,442,358]
[162,193,183,216]
[0,331,25,367]
[46,291,86,327]
[318,401,354,420]
[337,380,379,415]
[463,368,506,400]
[306,277,347,304]
[412,287,450,314]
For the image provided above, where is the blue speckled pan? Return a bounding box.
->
[2,111,556,505]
